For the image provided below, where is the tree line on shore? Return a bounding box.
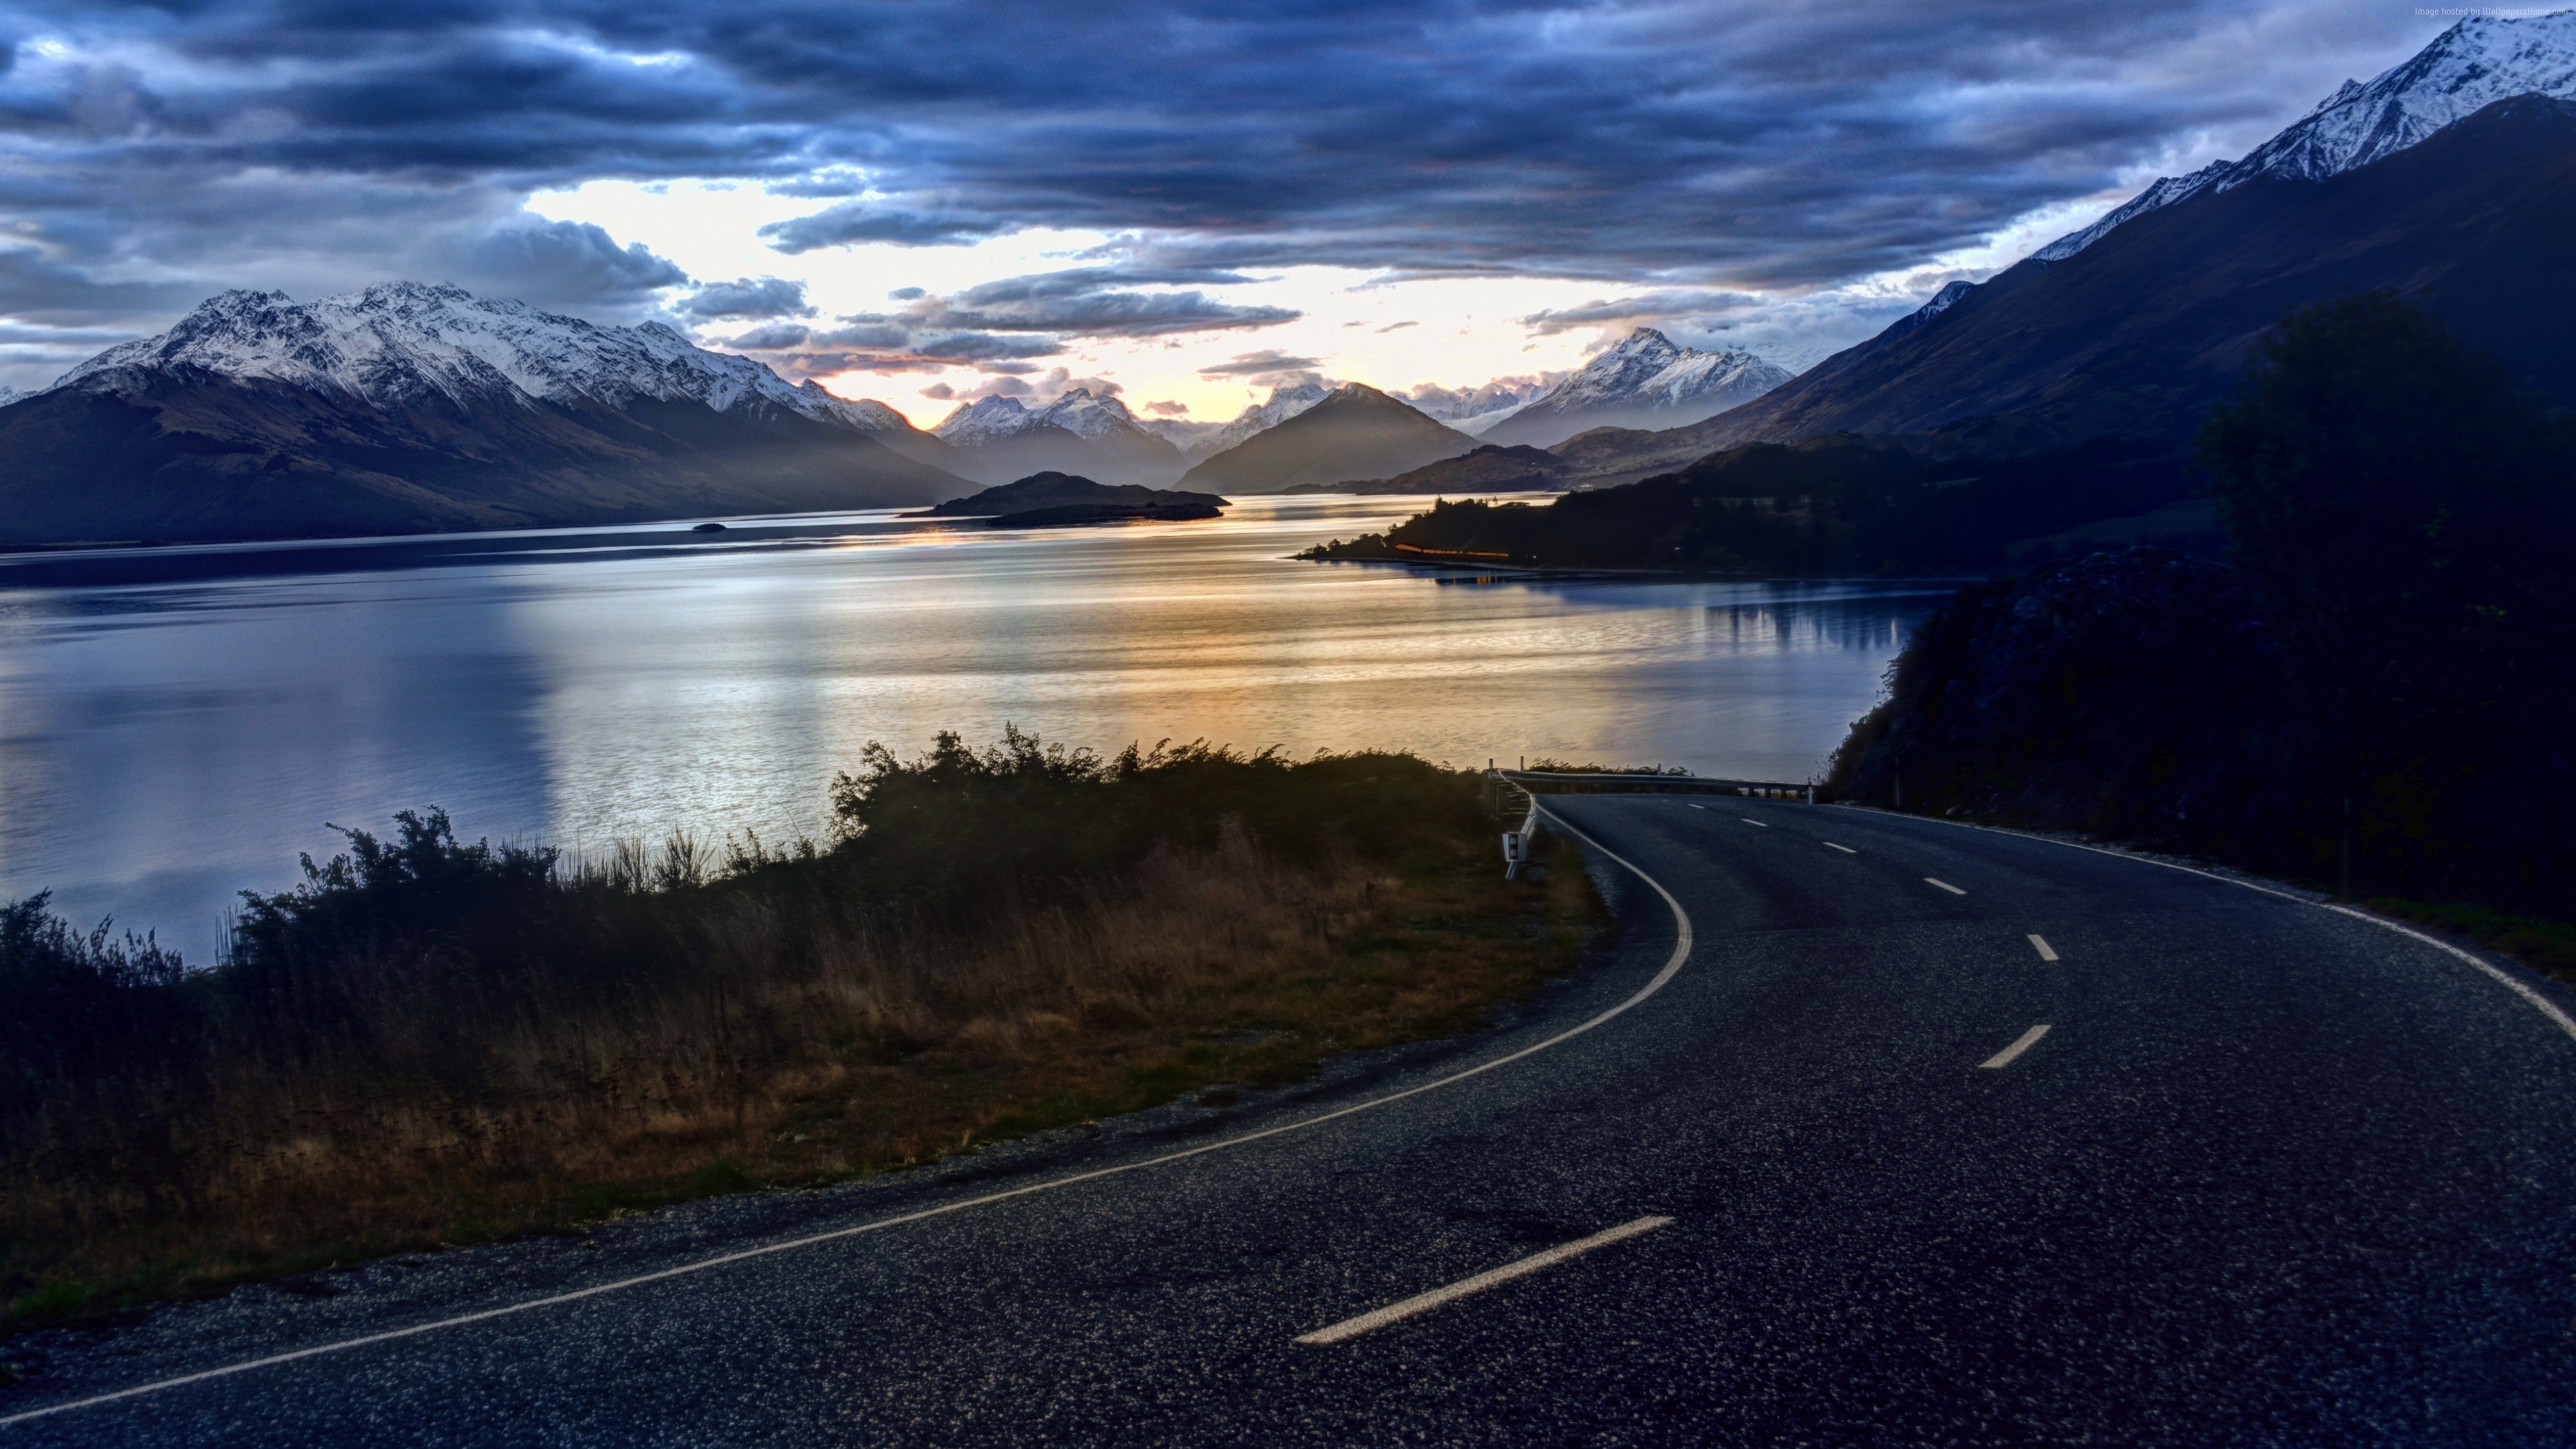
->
[1825,294,2573,924]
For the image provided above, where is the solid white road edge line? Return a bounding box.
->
[1295,1216,1674,1346]
[1980,1024,2051,1069]
[1823,843,1857,854]
[1845,806,2576,1046]
[1926,878,1967,896]
[2028,934,2059,961]
[0,806,1695,1430]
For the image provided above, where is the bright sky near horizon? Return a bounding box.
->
[529,180,2130,428]
[0,1,2467,421]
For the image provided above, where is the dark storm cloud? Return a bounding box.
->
[708,266,1296,373]
[455,218,688,305]
[1520,290,1763,335]
[761,201,1018,252]
[925,269,1296,337]
[0,246,205,324]
[718,320,810,348]
[676,275,811,320]
[735,321,1063,377]
[1198,350,1321,378]
[0,0,2442,359]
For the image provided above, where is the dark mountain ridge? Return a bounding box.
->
[1288,444,1569,496]
[1177,384,1475,493]
[1554,94,2576,482]
[1301,433,2200,575]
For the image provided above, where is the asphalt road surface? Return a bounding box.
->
[7,798,2573,1446]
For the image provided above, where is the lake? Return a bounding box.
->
[0,495,1951,957]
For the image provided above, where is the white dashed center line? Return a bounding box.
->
[1688,804,1706,810]
[1823,842,1857,854]
[1980,1024,2051,1069]
[2027,934,2059,961]
[1740,818,1766,828]
[1296,1216,1673,1346]
[1925,878,1967,896]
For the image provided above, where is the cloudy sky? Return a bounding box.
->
[0,1,2462,424]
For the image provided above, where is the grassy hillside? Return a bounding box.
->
[1,735,1601,1326]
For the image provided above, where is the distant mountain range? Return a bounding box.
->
[1477,330,1792,447]
[0,282,974,545]
[1401,378,1559,436]
[6,17,2561,551]
[1177,384,1476,492]
[930,389,1187,486]
[1130,380,1341,464]
[1546,16,2576,484]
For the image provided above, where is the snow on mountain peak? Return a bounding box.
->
[1525,328,1788,415]
[932,387,1164,446]
[1033,387,1148,440]
[2031,163,2233,262]
[1913,280,1975,320]
[2034,10,2576,261]
[932,394,1032,443]
[49,282,911,436]
[1201,380,1334,455]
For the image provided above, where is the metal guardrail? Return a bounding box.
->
[1483,771,1541,878]
[1485,768,1813,875]
[1501,769,1814,801]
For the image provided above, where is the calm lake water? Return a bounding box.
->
[0,495,1950,957]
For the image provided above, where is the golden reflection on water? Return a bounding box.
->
[0,496,1948,953]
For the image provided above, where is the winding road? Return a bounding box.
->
[7,797,2573,1445]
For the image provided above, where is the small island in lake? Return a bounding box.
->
[915,472,1230,529]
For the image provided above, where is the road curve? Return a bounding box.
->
[6,796,2571,1445]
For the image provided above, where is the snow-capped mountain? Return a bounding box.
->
[1862,279,1984,347]
[1552,83,2575,478]
[1907,280,1975,325]
[932,388,1163,445]
[1,282,972,544]
[2031,164,2233,263]
[1138,415,1226,452]
[52,282,926,442]
[930,388,1186,486]
[1135,383,1336,462]
[933,394,1041,446]
[0,384,21,409]
[2036,11,2576,261]
[1401,378,1557,437]
[1480,329,1792,447]
[1036,388,1158,443]
[1191,381,1334,461]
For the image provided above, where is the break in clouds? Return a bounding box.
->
[0,1,2443,386]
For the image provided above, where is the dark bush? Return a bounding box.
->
[1824,548,2292,851]
[0,892,191,1114]
[828,729,1481,908]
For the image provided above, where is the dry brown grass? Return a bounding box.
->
[1,823,1600,1324]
